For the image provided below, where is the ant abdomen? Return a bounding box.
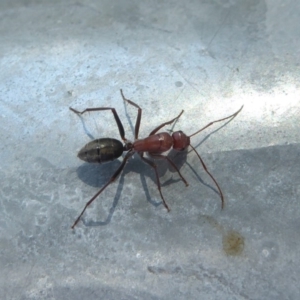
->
[77,138,124,164]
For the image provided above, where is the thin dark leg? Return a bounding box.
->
[189,144,224,209]
[189,106,243,138]
[71,150,134,229]
[69,106,127,142]
[149,110,184,136]
[149,153,189,187]
[139,153,170,211]
[120,89,142,140]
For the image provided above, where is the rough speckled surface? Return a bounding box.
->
[1,1,300,299]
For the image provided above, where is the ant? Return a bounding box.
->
[69,89,243,228]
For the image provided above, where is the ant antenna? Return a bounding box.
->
[187,105,243,208]
[189,144,224,208]
[189,105,243,138]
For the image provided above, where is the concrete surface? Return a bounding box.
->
[0,0,299,299]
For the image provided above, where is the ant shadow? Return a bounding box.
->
[76,152,183,227]
[73,101,240,227]
[77,161,125,226]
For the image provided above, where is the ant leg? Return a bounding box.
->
[139,153,170,211]
[69,106,127,142]
[120,89,142,140]
[149,153,189,187]
[189,105,243,138]
[71,150,134,229]
[189,144,224,209]
[149,110,184,136]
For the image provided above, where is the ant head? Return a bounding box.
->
[172,130,190,151]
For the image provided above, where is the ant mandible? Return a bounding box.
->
[69,89,243,228]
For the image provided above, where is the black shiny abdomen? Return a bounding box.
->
[77,138,124,163]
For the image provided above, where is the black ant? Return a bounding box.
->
[69,90,243,228]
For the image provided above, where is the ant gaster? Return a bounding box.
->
[69,90,243,228]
